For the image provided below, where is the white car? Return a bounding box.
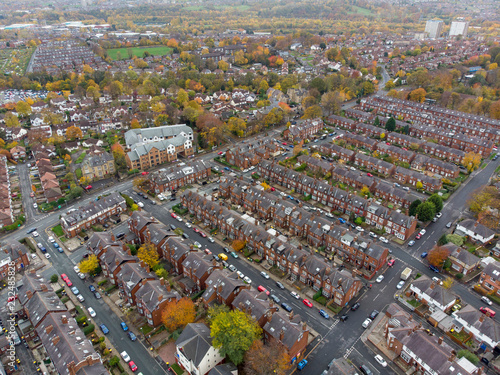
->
[379,237,389,243]
[48,236,55,243]
[243,276,252,284]
[208,237,215,243]
[88,307,96,317]
[376,275,384,283]
[32,231,39,237]
[374,355,387,367]
[158,195,164,201]
[73,266,80,273]
[290,291,300,299]
[137,202,144,208]
[482,296,493,306]
[280,192,287,197]
[432,277,443,285]
[193,241,201,248]
[356,226,364,232]
[236,271,244,279]
[78,272,85,280]
[260,271,270,279]
[30,254,37,260]
[77,294,85,303]
[176,216,183,222]
[419,229,426,236]
[362,318,372,328]
[33,203,38,209]
[435,212,442,218]
[45,253,51,259]
[120,351,131,363]
[37,242,43,249]
[185,222,192,228]
[396,280,405,290]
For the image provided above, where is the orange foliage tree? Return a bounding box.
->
[161,297,196,331]
[232,240,246,252]
[66,126,83,140]
[428,246,451,268]
[244,340,291,375]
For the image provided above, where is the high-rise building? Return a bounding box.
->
[449,21,469,37]
[425,19,444,39]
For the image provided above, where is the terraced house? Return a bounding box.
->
[148,160,212,193]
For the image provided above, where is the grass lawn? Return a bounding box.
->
[107,46,173,60]
[75,152,86,164]
[348,5,374,16]
[170,363,183,375]
[140,324,153,335]
[407,299,421,308]
[52,224,64,237]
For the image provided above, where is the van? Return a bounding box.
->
[480,307,496,318]
[218,253,228,261]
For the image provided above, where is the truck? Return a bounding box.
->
[401,267,412,281]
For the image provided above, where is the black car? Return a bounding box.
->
[223,247,230,253]
[116,232,125,239]
[276,281,285,289]
[351,302,360,311]
[27,228,37,234]
[349,223,356,229]
[340,315,349,322]
[182,233,189,239]
[369,310,379,320]
[281,302,292,312]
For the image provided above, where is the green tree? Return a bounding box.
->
[416,201,436,222]
[409,199,421,216]
[207,304,230,326]
[428,194,443,212]
[385,117,396,132]
[445,234,464,246]
[50,274,58,283]
[210,309,262,365]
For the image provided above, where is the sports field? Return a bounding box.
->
[107,46,173,60]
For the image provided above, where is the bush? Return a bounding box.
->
[61,296,69,303]
[98,280,108,286]
[121,193,134,208]
[105,285,117,293]
[109,356,120,367]
[83,324,95,335]
[456,273,464,280]
[457,349,479,365]
[50,274,58,283]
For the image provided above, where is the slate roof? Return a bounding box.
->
[411,275,457,308]
[61,193,125,227]
[125,124,192,147]
[453,304,500,346]
[263,311,308,351]
[135,279,180,312]
[175,323,215,367]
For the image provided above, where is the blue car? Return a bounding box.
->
[429,265,440,273]
[421,252,428,258]
[224,167,230,171]
[339,218,346,224]
[319,309,330,319]
[128,331,137,341]
[53,242,59,248]
[297,359,308,370]
[100,324,109,334]
[120,322,129,331]
[89,285,96,293]
[58,247,64,253]
[281,302,292,312]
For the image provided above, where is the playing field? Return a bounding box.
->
[106,46,173,60]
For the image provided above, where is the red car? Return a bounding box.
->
[367,173,373,177]
[61,274,69,281]
[282,142,287,145]
[171,213,177,218]
[257,285,270,295]
[415,233,422,240]
[303,299,313,308]
[65,278,73,287]
[387,259,395,267]
[204,248,212,255]
[193,228,200,233]
[141,171,149,175]
[200,232,207,238]
[386,142,390,145]
[218,151,223,155]
[30,192,34,197]
[85,185,92,190]
[270,187,275,191]
[129,361,138,372]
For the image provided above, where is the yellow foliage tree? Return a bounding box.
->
[66,126,83,140]
[161,297,196,332]
[79,254,99,274]
[462,152,481,172]
[442,277,454,289]
[130,118,141,129]
[232,240,246,252]
[137,242,159,268]
[416,181,423,190]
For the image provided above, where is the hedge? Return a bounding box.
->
[105,285,117,293]
[83,324,95,335]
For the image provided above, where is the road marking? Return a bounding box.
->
[373,293,380,301]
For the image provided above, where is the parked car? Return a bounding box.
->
[128,331,137,341]
[421,252,428,258]
[482,296,493,306]
[89,285,96,293]
[362,318,372,328]
[121,351,131,363]
[480,307,496,318]
[88,307,96,317]
[230,251,239,258]
[429,265,440,273]
[129,361,138,372]
[260,271,270,279]
[379,237,388,243]
[396,280,405,290]
[257,285,270,295]
[276,281,285,289]
[290,291,300,299]
[297,359,308,371]
[70,287,80,295]
[77,294,85,302]
[281,302,292,312]
[120,322,129,331]
[351,302,360,311]
[408,240,416,247]
[387,259,395,267]
[446,222,453,228]
[270,294,280,304]
[303,299,313,308]
[369,310,379,320]
[100,324,109,334]
[376,275,384,283]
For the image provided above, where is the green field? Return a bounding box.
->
[184,4,250,11]
[347,5,374,16]
[106,46,173,61]
[0,47,35,75]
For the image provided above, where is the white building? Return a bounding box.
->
[455,219,495,244]
[453,305,500,348]
[449,21,469,37]
[425,19,444,39]
[175,323,224,375]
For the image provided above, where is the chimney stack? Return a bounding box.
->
[438,336,444,345]
[52,336,60,346]
[61,315,68,324]
[45,325,54,334]
[279,328,285,342]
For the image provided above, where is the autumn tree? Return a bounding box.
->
[415,181,423,190]
[442,277,454,289]
[210,309,262,365]
[133,177,146,188]
[428,246,451,268]
[177,89,189,107]
[227,117,246,137]
[218,60,229,72]
[66,126,83,141]
[321,91,342,115]
[244,340,291,375]
[232,240,245,252]
[161,297,196,331]
[16,101,31,117]
[109,80,124,99]
[302,105,322,119]
[79,254,99,274]
[409,88,427,103]
[293,144,303,156]
[130,118,141,129]
[4,112,20,128]
[137,242,159,268]
[462,152,481,172]
[155,114,170,127]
